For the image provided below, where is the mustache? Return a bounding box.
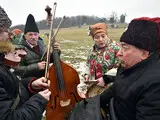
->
[30,38,37,41]
[0,41,15,53]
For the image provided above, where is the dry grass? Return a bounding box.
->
[40,26,125,63]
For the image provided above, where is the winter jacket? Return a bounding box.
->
[101,53,160,120]
[0,62,48,120]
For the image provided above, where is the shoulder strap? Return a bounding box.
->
[11,89,20,109]
[10,80,21,110]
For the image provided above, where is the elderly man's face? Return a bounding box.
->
[117,42,149,69]
[25,32,39,46]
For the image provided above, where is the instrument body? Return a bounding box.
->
[46,60,82,119]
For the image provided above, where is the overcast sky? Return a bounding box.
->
[1,0,160,26]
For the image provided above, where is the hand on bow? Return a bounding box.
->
[38,89,51,101]
[31,77,50,90]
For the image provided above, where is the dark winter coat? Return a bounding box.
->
[101,53,160,120]
[14,35,46,78]
[0,62,48,120]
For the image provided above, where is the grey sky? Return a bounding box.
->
[1,0,160,26]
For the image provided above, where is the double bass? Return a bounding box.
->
[45,3,82,120]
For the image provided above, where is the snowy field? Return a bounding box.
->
[60,39,91,77]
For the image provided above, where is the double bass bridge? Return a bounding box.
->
[60,99,71,107]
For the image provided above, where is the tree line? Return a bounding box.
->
[11,13,127,31]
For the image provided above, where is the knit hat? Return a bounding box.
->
[88,23,107,37]
[0,6,12,32]
[24,14,39,34]
[120,17,160,53]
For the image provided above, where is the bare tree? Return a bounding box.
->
[109,11,118,24]
[120,13,127,23]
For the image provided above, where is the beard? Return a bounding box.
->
[0,41,15,53]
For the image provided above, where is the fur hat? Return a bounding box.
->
[0,6,12,32]
[120,17,160,52]
[24,14,39,34]
[88,23,107,37]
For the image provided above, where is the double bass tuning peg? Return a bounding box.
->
[45,5,52,25]
[45,5,52,15]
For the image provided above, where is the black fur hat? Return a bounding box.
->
[120,17,160,53]
[24,14,39,34]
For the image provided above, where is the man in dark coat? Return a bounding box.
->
[14,14,60,78]
[0,6,51,120]
[100,17,160,120]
